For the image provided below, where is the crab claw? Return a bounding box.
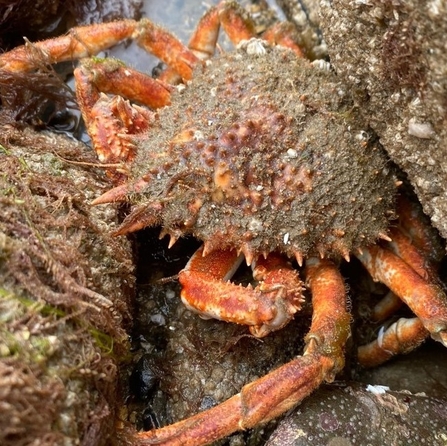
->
[178,246,304,337]
[137,257,350,446]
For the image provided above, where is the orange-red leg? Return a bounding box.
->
[0,18,200,80]
[369,195,443,322]
[73,59,171,171]
[356,244,447,348]
[178,246,304,337]
[357,228,446,367]
[0,21,139,72]
[136,257,350,446]
[371,225,439,321]
[358,317,428,368]
[395,194,445,265]
[135,19,200,81]
[261,22,304,57]
[157,0,257,84]
[371,290,403,322]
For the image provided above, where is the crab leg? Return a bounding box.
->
[261,22,304,57]
[395,195,445,264]
[187,1,255,60]
[0,21,139,72]
[371,225,440,321]
[135,19,201,81]
[356,244,447,348]
[73,60,170,169]
[157,0,257,84]
[75,59,172,112]
[371,290,403,322]
[137,257,350,446]
[178,246,304,337]
[358,318,428,368]
[0,18,200,80]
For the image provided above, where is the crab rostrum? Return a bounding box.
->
[2,1,447,445]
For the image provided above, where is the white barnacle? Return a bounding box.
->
[408,118,435,139]
[194,130,204,140]
[355,130,369,141]
[238,38,267,56]
[311,59,331,71]
[366,384,390,395]
[248,218,263,232]
[286,148,298,158]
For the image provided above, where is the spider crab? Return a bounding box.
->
[2,1,447,445]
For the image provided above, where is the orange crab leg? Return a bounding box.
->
[157,0,257,84]
[186,0,256,61]
[217,0,256,45]
[73,59,171,169]
[386,226,439,281]
[358,317,428,368]
[0,21,139,72]
[261,22,304,58]
[75,59,172,111]
[371,225,439,321]
[186,5,223,60]
[396,195,445,264]
[371,290,403,322]
[178,247,304,337]
[135,19,201,81]
[137,257,350,446]
[356,244,447,346]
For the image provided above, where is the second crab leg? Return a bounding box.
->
[136,257,350,446]
[356,242,447,368]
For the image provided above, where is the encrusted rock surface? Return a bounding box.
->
[319,0,447,243]
[0,121,135,446]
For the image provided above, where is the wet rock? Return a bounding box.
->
[266,382,447,446]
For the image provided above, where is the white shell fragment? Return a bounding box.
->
[366,384,390,395]
[408,118,435,139]
[238,38,268,56]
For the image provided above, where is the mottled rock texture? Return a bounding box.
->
[319,0,447,243]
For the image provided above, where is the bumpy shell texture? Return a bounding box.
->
[123,43,396,260]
